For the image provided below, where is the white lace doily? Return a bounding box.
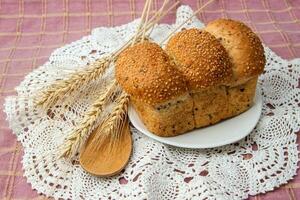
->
[4,6,300,200]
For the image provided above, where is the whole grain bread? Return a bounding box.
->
[115,19,265,137]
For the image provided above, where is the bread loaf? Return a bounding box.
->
[115,42,194,136]
[205,19,265,118]
[205,19,265,85]
[115,19,265,137]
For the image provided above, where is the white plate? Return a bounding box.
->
[128,93,263,148]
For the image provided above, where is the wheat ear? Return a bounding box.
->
[35,57,112,109]
[59,80,118,159]
[91,92,130,152]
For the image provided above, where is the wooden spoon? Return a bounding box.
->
[79,120,132,177]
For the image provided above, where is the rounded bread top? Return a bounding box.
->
[115,41,188,105]
[204,18,265,83]
[166,28,233,91]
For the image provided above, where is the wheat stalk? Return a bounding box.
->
[35,57,112,109]
[142,0,152,41]
[35,0,178,110]
[59,0,213,160]
[132,0,151,45]
[91,92,129,151]
[160,0,215,45]
[59,80,118,158]
[107,0,178,56]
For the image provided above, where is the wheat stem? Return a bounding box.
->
[142,0,152,41]
[142,0,178,39]
[160,0,215,45]
[132,0,151,45]
[146,0,170,37]
[113,0,176,56]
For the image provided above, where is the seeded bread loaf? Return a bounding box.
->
[205,19,265,118]
[165,29,233,128]
[115,19,265,137]
[205,19,265,85]
[115,42,194,136]
[166,29,233,91]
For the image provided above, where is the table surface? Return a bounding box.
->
[0,0,300,199]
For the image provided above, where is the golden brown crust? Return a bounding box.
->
[165,29,233,91]
[224,77,257,117]
[115,41,188,105]
[192,86,228,128]
[205,19,265,83]
[192,77,257,129]
[131,77,257,136]
[132,94,195,137]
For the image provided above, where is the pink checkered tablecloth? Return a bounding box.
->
[0,0,300,199]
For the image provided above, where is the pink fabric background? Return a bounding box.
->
[1,0,300,199]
